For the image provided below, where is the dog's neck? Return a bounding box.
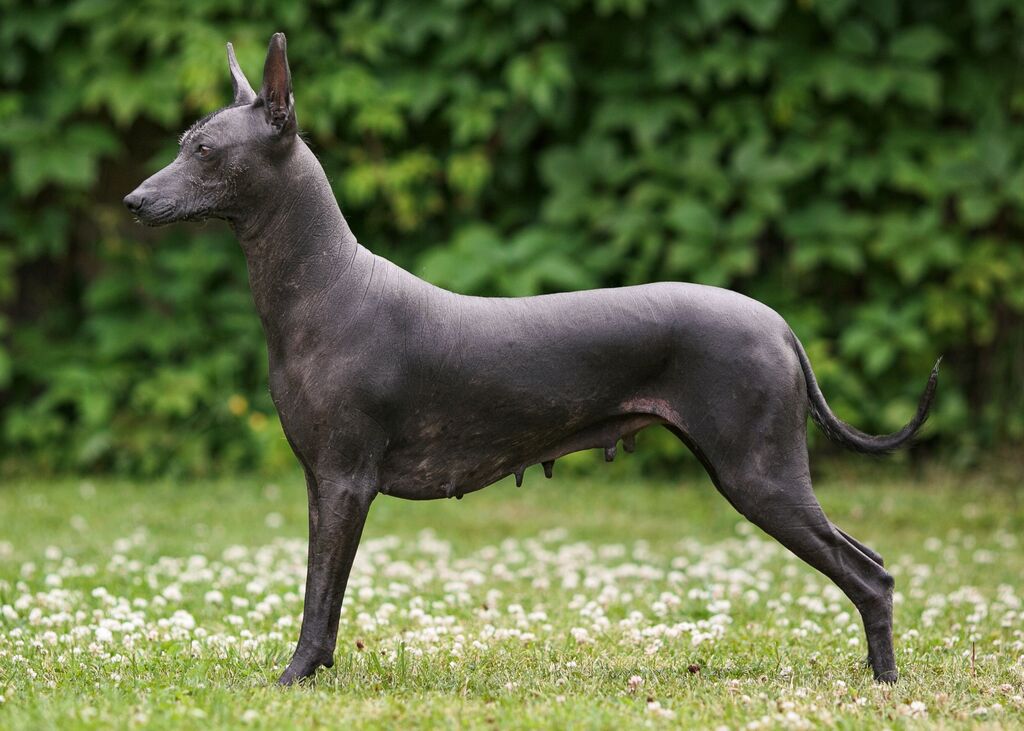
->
[232,141,366,343]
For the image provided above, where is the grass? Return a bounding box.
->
[0,464,1022,729]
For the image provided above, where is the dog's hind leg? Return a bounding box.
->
[714,463,898,682]
[659,327,899,681]
[834,525,885,566]
[829,522,886,668]
[278,469,375,685]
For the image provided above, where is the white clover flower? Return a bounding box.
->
[570,627,591,643]
[708,599,731,614]
[171,611,195,630]
[264,512,284,529]
[783,711,808,728]
[646,701,676,720]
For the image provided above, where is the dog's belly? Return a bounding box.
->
[376,405,670,500]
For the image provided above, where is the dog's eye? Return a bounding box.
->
[196,144,212,159]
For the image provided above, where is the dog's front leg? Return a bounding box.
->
[278,471,375,685]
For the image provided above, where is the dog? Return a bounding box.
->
[124,33,940,685]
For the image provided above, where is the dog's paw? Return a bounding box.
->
[277,651,333,686]
[277,661,321,686]
[873,669,899,684]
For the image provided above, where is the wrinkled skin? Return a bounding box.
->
[125,34,940,686]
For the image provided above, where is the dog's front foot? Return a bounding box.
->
[868,653,898,684]
[873,668,899,684]
[278,649,334,686]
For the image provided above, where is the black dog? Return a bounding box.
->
[125,33,939,685]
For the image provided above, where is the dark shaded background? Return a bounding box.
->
[2,0,1023,477]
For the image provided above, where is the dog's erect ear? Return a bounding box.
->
[258,32,296,136]
[227,42,257,105]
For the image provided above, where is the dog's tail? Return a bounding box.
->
[790,330,940,454]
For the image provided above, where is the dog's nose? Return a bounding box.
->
[123,192,145,212]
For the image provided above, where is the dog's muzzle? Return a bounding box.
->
[123,190,188,226]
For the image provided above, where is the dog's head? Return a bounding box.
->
[124,33,298,226]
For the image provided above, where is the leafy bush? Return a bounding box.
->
[2,0,1023,476]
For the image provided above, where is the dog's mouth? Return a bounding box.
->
[133,199,176,226]
[133,200,211,227]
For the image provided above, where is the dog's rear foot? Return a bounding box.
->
[277,650,334,686]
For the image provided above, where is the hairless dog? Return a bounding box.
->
[124,33,940,685]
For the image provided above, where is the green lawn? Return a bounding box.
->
[0,466,1021,729]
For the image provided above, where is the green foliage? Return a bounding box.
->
[2,0,1023,476]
